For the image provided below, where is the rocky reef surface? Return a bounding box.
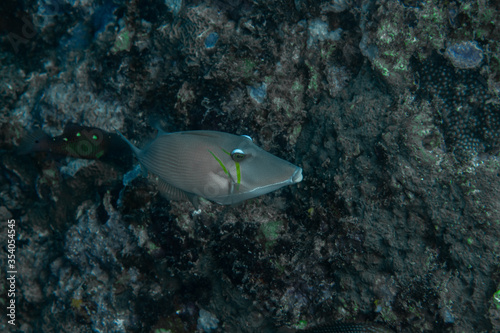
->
[1,0,500,332]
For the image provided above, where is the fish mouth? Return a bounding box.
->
[291,167,303,183]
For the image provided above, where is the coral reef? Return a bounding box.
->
[445,40,484,69]
[417,53,499,159]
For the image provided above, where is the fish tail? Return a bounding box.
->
[115,129,142,157]
[17,129,51,155]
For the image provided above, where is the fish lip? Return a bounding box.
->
[291,167,303,183]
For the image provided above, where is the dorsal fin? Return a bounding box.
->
[154,125,168,138]
[147,115,169,138]
[115,129,142,157]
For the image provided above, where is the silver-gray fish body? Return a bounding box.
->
[120,130,302,206]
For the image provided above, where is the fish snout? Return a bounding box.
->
[291,167,303,183]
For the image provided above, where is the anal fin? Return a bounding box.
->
[149,174,200,209]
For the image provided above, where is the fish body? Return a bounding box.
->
[119,130,303,207]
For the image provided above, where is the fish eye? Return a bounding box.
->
[231,149,246,162]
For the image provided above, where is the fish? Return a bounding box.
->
[18,123,132,163]
[117,129,303,207]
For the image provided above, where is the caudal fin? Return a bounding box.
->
[17,129,51,155]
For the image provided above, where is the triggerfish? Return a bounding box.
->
[118,129,303,207]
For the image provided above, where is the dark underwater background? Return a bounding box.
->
[1,0,500,332]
